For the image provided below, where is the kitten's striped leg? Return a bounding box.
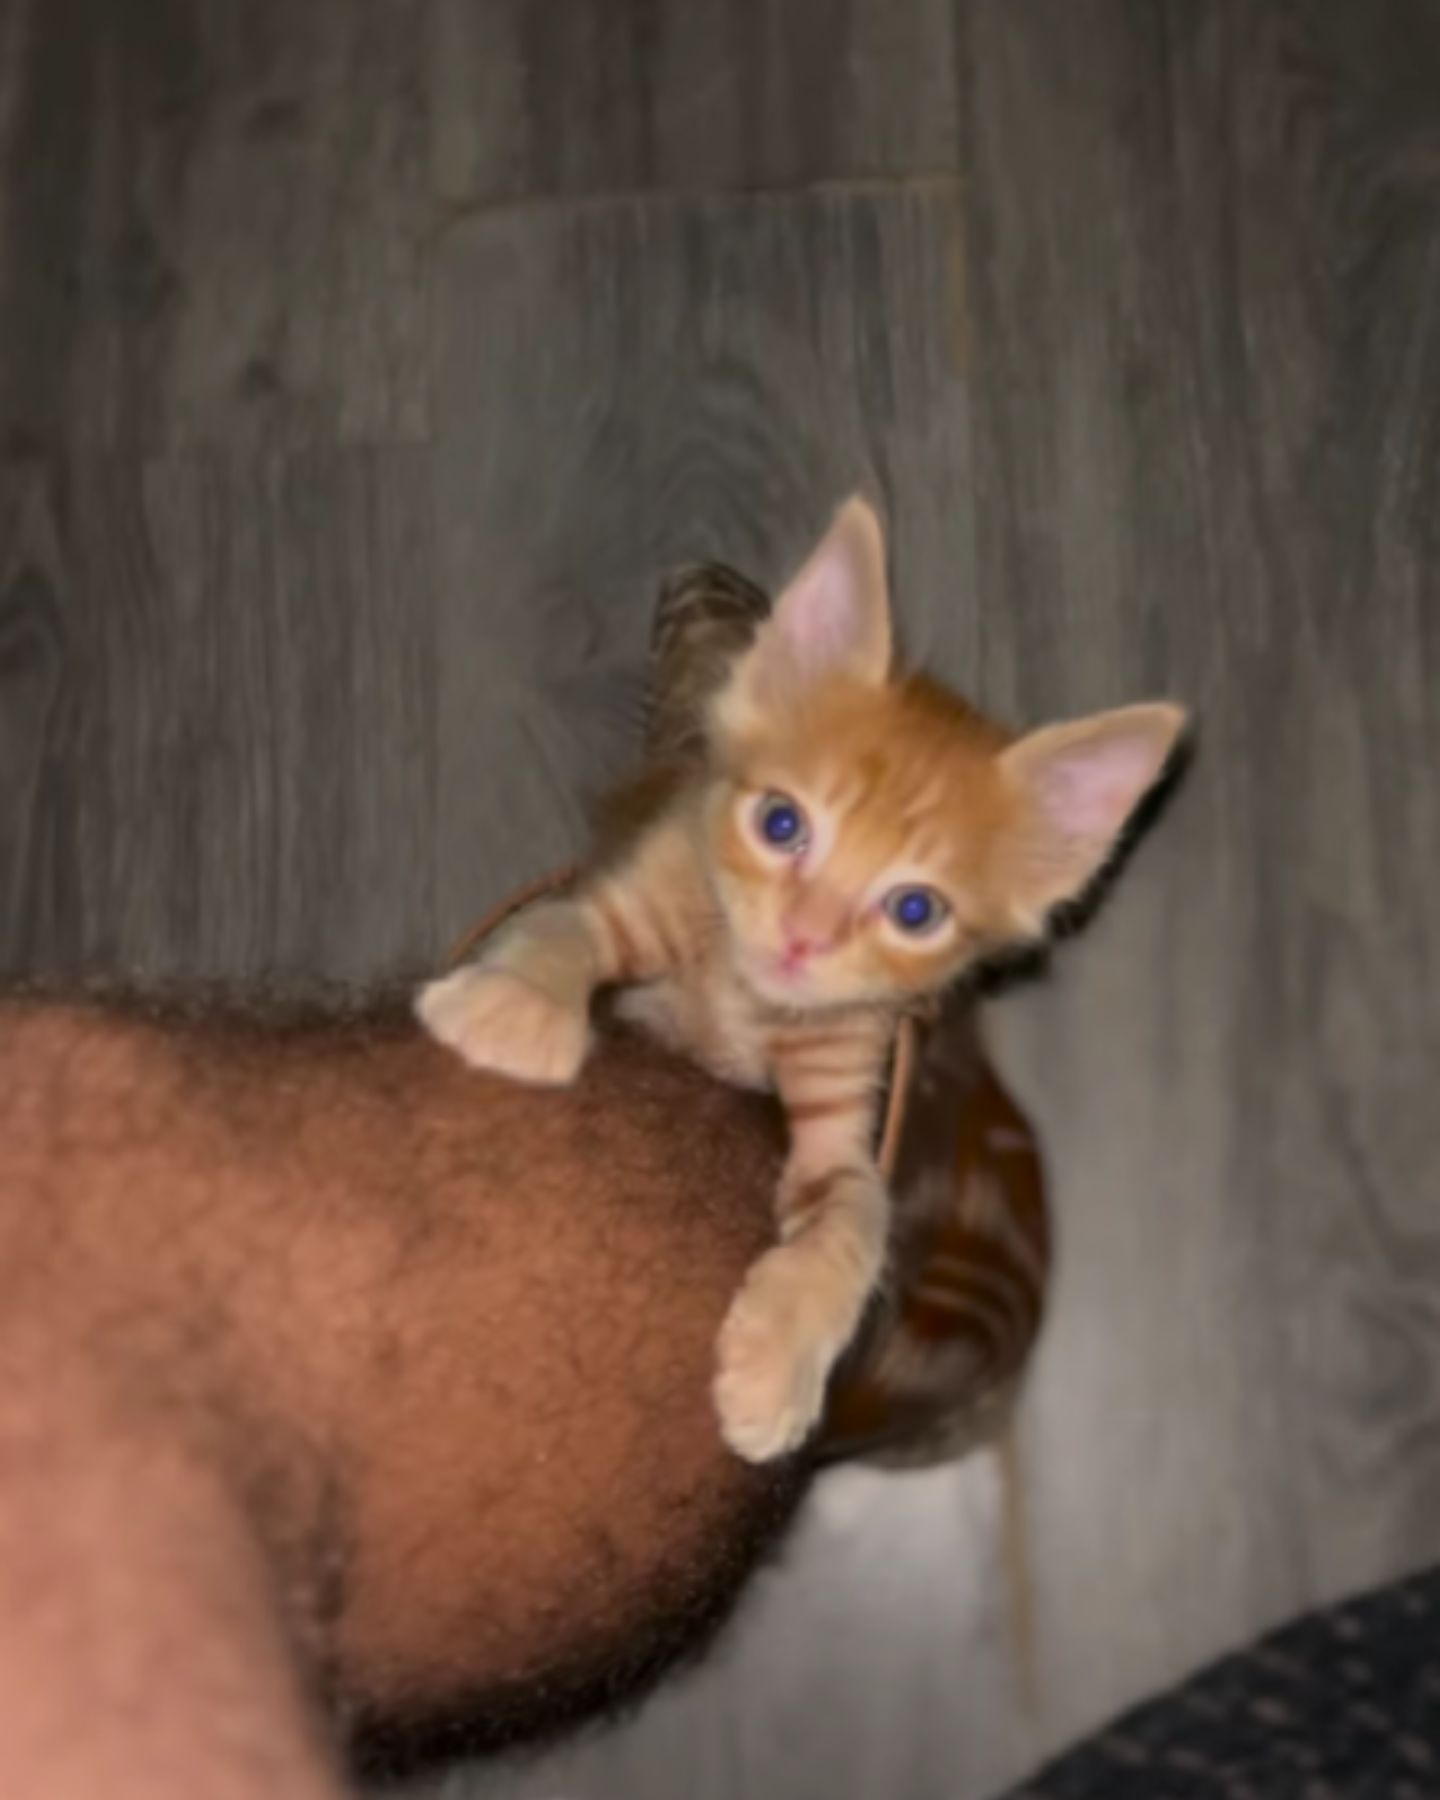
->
[714,1019,892,1461]
[415,850,683,1086]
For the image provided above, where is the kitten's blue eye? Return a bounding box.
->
[755,793,808,853]
[885,886,947,934]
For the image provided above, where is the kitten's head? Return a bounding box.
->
[703,496,1188,1010]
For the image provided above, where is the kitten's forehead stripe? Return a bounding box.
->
[742,670,1013,901]
[903,779,950,822]
[825,777,867,816]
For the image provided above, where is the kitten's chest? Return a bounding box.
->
[613,961,775,1090]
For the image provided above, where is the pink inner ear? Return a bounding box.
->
[1036,730,1166,843]
[764,498,890,688]
[778,561,867,679]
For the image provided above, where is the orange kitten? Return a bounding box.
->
[418,498,1186,1462]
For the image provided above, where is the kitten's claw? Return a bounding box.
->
[714,1248,835,1463]
[416,965,589,1086]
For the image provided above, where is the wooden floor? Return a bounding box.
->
[2,3,1438,1796]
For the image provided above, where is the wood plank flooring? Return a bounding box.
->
[430,184,971,928]
[1,2,1437,1796]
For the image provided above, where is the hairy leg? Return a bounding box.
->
[0,994,805,1789]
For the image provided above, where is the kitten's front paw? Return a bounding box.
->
[714,1248,834,1463]
[415,965,589,1086]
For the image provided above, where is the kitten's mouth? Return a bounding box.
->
[736,947,816,1004]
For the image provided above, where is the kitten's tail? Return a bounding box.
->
[997,1422,1040,1720]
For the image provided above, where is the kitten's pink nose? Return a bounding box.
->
[781,891,847,970]
[780,929,832,969]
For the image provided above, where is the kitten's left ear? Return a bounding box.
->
[996,701,1189,931]
[715,497,892,732]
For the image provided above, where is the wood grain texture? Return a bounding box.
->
[0,450,437,982]
[430,185,973,937]
[956,0,1440,1772]
[430,0,958,205]
[952,0,1312,1759]
[1165,0,1440,1603]
[0,458,76,962]
[0,0,434,452]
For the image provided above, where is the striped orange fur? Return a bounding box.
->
[417,496,1186,1462]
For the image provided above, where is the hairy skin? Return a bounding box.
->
[0,993,806,1796]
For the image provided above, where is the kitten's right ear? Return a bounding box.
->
[712,496,892,737]
[994,701,1189,934]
